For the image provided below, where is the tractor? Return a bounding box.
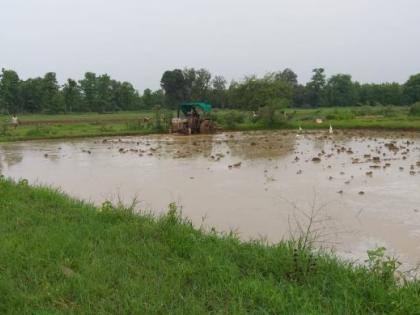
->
[171,102,215,134]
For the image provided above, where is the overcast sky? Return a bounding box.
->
[1,0,419,91]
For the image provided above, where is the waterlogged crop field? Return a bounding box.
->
[1,129,420,270]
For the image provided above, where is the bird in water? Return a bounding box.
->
[296,125,302,137]
[329,124,333,134]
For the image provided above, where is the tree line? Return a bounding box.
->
[160,68,420,110]
[1,67,420,114]
[0,70,158,114]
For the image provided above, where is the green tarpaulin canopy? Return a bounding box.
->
[180,102,212,115]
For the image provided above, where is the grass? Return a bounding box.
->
[1,177,420,314]
[1,106,420,142]
[0,111,166,142]
[0,111,154,123]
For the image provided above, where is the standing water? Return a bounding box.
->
[1,130,420,269]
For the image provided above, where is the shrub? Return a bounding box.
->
[151,106,173,132]
[258,98,289,127]
[409,102,420,116]
[365,247,401,285]
[218,110,246,129]
[0,122,10,136]
[153,105,164,131]
[381,105,398,117]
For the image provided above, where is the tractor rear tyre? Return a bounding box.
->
[200,119,215,134]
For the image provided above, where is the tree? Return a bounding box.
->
[142,88,153,108]
[151,89,165,106]
[292,84,306,107]
[20,78,44,113]
[210,75,227,107]
[305,68,326,107]
[325,74,358,106]
[160,69,188,108]
[228,75,292,110]
[79,72,97,112]
[274,68,298,86]
[358,83,404,106]
[41,72,63,114]
[191,68,211,101]
[0,69,22,113]
[95,74,113,113]
[112,81,141,111]
[403,73,420,104]
[62,79,82,112]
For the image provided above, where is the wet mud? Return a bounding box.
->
[1,129,420,269]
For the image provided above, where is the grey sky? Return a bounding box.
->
[1,0,419,92]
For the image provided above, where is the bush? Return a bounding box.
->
[366,247,401,285]
[0,122,10,136]
[409,102,420,116]
[381,105,398,117]
[258,98,289,127]
[153,105,164,131]
[218,110,246,129]
[152,106,173,132]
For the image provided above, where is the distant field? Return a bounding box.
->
[0,111,163,142]
[0,106,419,142]
[0,111,153,123]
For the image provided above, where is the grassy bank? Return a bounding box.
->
[1,178,419,314]
[0,111,161,142]
[225,106,420,132]
[1,106,420,142]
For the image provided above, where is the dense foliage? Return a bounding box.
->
[0,70,151,114]
[1,67,420,114]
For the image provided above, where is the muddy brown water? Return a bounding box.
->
[1,130,420,270]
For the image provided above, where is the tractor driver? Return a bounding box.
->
[192,108,200,132]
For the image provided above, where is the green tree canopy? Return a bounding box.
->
[325,74,357,107]
[404,73,420,104]
[160,69,189,108]
[305,68,326,107]
[0,69,22,114]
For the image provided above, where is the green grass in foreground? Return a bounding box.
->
[1,178,420,314]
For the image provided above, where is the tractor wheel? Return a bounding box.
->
[200,119,214,134]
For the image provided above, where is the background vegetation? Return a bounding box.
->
[1,67,420,115]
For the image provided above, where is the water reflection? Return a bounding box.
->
[0,145,24,168]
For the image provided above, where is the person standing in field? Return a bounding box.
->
[11,114,19,129]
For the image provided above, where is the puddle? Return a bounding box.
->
[1,130,420,269]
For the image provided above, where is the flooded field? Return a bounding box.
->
[1,130,420,268]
